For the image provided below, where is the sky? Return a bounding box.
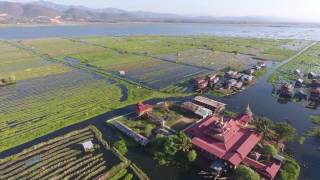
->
[8,0,320,22]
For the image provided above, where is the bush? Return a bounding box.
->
[113,140,128,155]
[279,159,300,180]
[187,150,197,162]
[109,169,127,180]
[232,165,260,180]
[124,173,133,180]
[261,144,278,160]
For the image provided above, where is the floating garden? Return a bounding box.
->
[0,126,149,180]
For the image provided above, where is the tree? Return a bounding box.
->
[253,117,275,140]
[151,132,194,166]
[187,150,197,162]
[144,124,154,137]
[279,159,300,180]
[261,144,278,160]
[232,165,260,180]
[274,122,296,143]
[173,132,192,152]
[113,140,128,155]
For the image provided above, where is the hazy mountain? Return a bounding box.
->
[0,0,302,24]
[0,1,61,18]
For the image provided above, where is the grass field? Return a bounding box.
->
[0,39,170,152]
[0,36,307,152]
[269,42,320,85]
[0,126,148,180]
[0,41,70,81]
[19,36,303,89]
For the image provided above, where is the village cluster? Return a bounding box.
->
[112,95,283,180]
[194,61,266,94]
[278,70,320,102]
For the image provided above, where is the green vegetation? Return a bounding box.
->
[252,117,296,143]
[279,158,300,180]
[0,127,118,179]
[109,169,127,180]
[269,42,319,85]
[0,126,149,180]
[274,122,297,143]
[310,115,320,125]
[261,144,278,160]
[0,41,70,81]
[151,132,196,166]
[187,150,197,162]
[113,140,128,155]
[0,36,305,154]
[116,116,157,138]
[232,165,260,180]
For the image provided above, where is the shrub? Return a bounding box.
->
[261,144,278,160]
[232,165,260,180]
[279,159,300,180]
[109,169,127,180]
[124,173,133,180]
[187,150,197,162]
[113,140,128,155]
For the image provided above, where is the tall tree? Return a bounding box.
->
[274,122,296,143]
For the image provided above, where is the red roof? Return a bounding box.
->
[243,157,281,180]
[136,102,153,115]
[237,114,252,125]
[187,115,261,166]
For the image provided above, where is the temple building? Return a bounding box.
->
[136,102,153,117]
[186,105,281,179]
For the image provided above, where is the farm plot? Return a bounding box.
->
[269,42,320,85]
[0,41,70,81]
[78,36,196,56]
[0,70,124,152]
[67,51,211,90]
[192,36,302,61]
[0,126,145,180]
[19,38,105,57]
[80,36,301,61]
[157,49,273,71]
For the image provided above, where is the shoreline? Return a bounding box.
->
[1,21,320,29]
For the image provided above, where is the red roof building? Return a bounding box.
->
[136,102,153,117]
[186,104,281,179]
[186,114,260,167]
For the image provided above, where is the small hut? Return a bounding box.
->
[279,83,294,97]
[81,141,94,152]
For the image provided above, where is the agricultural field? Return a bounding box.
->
[269,42,320,85]
[19,36,304,90]
[78,36,301,61]
[0,126,148,180]
[0,38,169,152]
[0,41,70,81]
[20,38,105,57]
[158,49,273,71]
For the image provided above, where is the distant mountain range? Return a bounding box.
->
[0,0,306,24]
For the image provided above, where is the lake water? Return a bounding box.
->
[0,23,320,40]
